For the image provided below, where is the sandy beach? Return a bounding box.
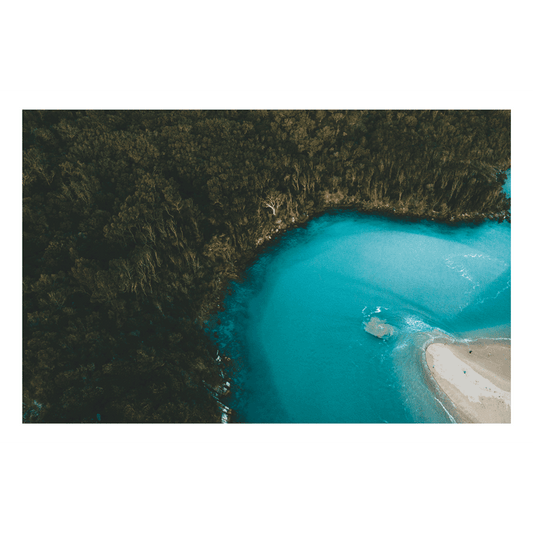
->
[425,339,511,423]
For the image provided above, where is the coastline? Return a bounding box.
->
[425,339,511,423]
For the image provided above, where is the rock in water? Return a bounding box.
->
[364,317,396,338]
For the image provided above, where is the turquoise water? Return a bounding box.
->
[503,168,511,198]
[211,172,511,423]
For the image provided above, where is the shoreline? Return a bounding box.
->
[205,197,512,321]
[425,338,511,423]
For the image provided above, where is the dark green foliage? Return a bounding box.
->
[23,110,511,423]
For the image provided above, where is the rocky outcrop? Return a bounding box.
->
[364,317,396,338]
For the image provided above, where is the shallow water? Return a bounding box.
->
[210,173,511,423]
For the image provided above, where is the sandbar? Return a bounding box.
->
[425,339,510,423]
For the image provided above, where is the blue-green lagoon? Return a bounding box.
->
[211,175,511,423]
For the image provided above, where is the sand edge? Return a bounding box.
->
[425,339,511,423]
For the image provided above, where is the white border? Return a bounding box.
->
[0,88,533,446]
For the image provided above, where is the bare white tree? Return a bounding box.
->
[263,192,284,216]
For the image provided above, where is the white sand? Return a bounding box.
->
[426,341,511,423]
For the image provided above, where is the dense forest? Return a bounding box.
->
[23,110,511,423]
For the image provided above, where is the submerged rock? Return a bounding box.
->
[364,317,396,338]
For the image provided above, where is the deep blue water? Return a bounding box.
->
[210,171,511,423]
